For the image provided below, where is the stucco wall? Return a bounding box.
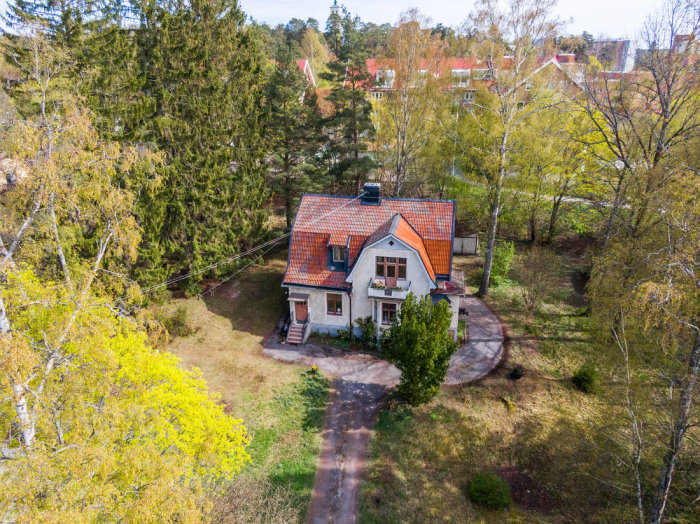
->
[286,285,350,329]
[286,235,460,339]
[348,236,434,320]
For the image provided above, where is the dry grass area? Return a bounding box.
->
[359,243,622,523]
[155,249,329,521]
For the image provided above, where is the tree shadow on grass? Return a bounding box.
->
[203,255,288,338]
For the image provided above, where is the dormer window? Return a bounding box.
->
[332,246,345,263]
[472,68,492,80]
[451,69,470,88]
[376,69,395,89]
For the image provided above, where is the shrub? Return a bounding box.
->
[383,293,457,405]
[354,316,377,350]
[336,327,352,342]
[508,364,525,380]
[163,305,194,337]
[468,471,512,509]
[474,241,515,288]
[573,363,600,393]
[489,241,515,287]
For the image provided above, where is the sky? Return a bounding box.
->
[240,0,665,40]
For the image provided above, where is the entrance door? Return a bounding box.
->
[294,301,308,323]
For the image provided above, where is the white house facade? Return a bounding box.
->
[282,184,464,344]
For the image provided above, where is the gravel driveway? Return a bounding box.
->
[262,294,504,524]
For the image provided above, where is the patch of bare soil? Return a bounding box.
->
[496,465,554,514]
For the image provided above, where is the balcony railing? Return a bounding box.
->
[368,278,411,300]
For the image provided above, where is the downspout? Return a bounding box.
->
[349,290,353,338]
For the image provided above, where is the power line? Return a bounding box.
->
[198,239,284,299]
[139,192,366,295]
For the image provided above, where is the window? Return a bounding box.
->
[382,303,397,324]
[332,246,345,263]
[376,256,407,279]
[371,91,383,100]
[451,69,471,88]
[376,69,395,89]
[327,293,343,316]
[472,68,492,80]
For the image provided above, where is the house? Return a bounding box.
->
[295,59,317,88]
[282,183,464,344]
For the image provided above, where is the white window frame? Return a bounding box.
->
[451,69,471,88]
[376,69,395,89]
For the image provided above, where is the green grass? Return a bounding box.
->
[156,249,329,521]
[359,244,618,523]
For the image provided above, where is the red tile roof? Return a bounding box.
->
[393,215,435,280]
[283,194,454,290]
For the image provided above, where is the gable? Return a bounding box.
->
[283,195,454,289]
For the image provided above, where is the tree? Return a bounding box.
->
[384,293,456,405]
[0,270,250,520]
[300,27,330,80]
[458,0,560,296]
[0,32,250,520]
[6,0,272,292]
[586,3,700,519]
[374,9,444,197]
[577,0,699,246]
[321,15,376,195]
[264,46,323,228]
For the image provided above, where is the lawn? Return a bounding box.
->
[359,241,622,523]
[154,249,328,522]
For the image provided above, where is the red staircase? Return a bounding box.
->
[287,323,304,345]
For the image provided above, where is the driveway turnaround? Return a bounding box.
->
[263,294,504,524]
[445,295,504,384]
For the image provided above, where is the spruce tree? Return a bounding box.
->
[263,45,323,228]
[321,15,376,195]
[6,0,271,291]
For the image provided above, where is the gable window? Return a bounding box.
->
[376,256,407,279]
[332,246,345,263]
[381,302,397,324]
[327,293,343,316]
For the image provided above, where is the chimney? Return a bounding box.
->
[362,182,381,205]
[556,53,576,64]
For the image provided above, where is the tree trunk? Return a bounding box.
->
[478,188,501,297]
[0,296,10,333]
[528,212,536,244]
[50,196,73,291]
[649,330,700,524]
[13,382,35,447]
[547,196,563,244]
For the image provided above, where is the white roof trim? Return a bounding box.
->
[345,233,436,290]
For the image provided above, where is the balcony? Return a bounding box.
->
[368,278,411,300]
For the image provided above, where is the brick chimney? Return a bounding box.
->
[556,53,576,64]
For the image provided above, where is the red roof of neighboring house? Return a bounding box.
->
[283,194,454,290]
[295,59,316,87]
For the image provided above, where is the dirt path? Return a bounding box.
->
[263,294,504,524]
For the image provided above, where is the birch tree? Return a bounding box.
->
[460,0,560,296]
[374,9,444,197]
